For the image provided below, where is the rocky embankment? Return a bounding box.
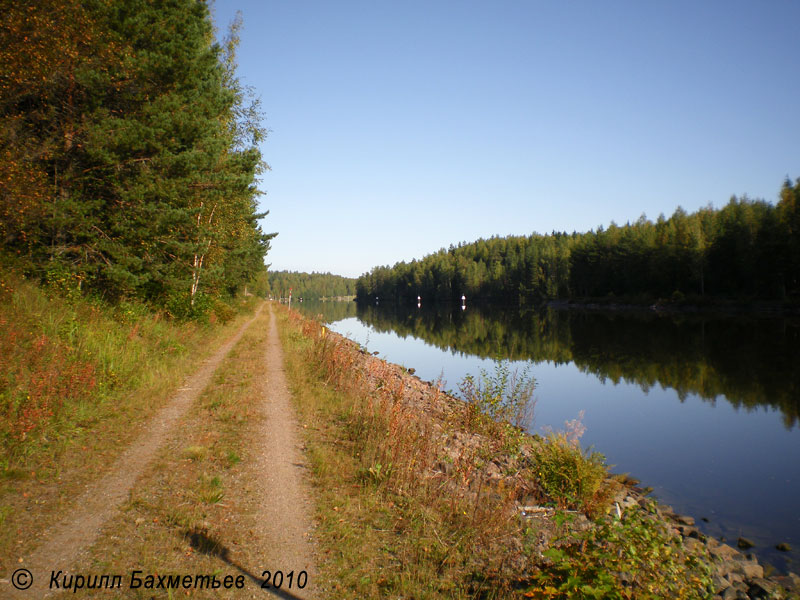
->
[616,488,799,600]
[333,330,799,600]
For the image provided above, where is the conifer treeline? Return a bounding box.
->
[268,271,356,300]
[0,0,274,315]
[357,182,800,305]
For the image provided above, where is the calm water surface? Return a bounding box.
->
[294,300,800,572]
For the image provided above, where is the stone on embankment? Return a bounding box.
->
[726,571,745,585]
[712,573,732,594]
[678,524,701,538]
[659,503,675,516]
[708,539,766,585]
[721,584,749,599]
[683,536,705,554]
[747,577,782,599]
[736,559,764,580]
[773,572,800,594]
[709,541,740,561]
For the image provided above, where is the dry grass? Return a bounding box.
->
[279,307,534,599]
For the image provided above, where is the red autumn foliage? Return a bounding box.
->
[0,318,97,443]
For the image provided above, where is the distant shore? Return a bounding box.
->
[546,297,800,317]
[357,295,800,316]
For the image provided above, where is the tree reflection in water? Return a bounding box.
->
[351,303,800,430]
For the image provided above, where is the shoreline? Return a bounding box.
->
[356,297,800,317]
[315,319,800,599]
[546,298,800,317]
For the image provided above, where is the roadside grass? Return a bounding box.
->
[0,265,257,576]
[277,306,715,600]
[72,306,273,598]
[279,307,527,598]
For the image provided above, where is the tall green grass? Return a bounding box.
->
[0,264,252,469]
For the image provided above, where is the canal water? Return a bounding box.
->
[293,300,800,572]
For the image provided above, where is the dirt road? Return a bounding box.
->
[246,306,317,598]
[3,304,317,598]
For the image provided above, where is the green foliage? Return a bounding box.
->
[357,234,573,305]
[43,262,86,301]
[198,473,224,504]
[358,461,394,486]
[0,0,272,312]
[268,270,357,300]
[357,180,800,306]
[458,359,535,428]
[211,299,237,325]
[165,290,211,320]
[527,503,713,599]
[0,263,239,466]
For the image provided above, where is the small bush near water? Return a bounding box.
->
[458,359,536,429]
[531,412,608,515]
[458,361,608,515]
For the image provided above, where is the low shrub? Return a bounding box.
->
[531,431,607,514]
[526,502,713,599]
[211,299,237,324]
[458,359,535,429]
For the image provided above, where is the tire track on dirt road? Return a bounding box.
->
[245,306,317,599]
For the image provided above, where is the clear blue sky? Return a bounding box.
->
[211,0,800,278]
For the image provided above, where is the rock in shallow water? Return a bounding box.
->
[776,542,792,552]
[737,536,755,549]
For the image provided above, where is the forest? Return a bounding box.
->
[0,0,273,316]
[357,184,800,307]
[268,270,356,300]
